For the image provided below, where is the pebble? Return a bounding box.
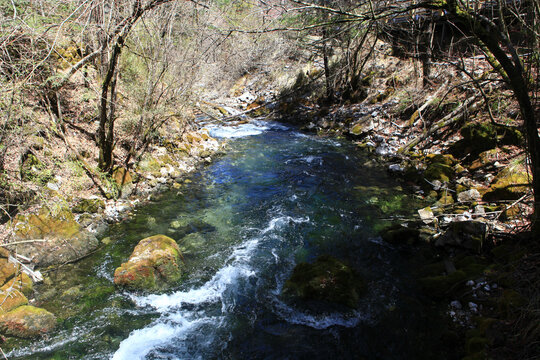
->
[468,302,479,312]
[450,300,462,309]
[46,182,60,191]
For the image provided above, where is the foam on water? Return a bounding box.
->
[114,215,309,359]
[206,120,291,138]
[207,123,267,138]
[274,303,369,329]
[112,315,213,360]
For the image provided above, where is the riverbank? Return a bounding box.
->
[0,125,226,342]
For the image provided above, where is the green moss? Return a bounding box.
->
[416,261,446,278]
[113,234,183,291]
[12,207,80,240]
[425,163,454,182]
[0,305,56,338]
[283,255,365,308]
[483,167,530,201]
[73,198,105,214]
[380,224,420,245]
[497,289,525,317]
[452,122,523,158]
[435,193,454,206]
[419,270,467,298]
[426,154,456,166]
[455,256,486,277]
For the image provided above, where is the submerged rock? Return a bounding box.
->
[381,224,421,245]
[114,234,184,290]
[0,305,56,338]
[283,255,365,308]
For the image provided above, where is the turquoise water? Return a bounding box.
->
[8,121,457,359]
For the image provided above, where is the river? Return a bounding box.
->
[8,120,457,359]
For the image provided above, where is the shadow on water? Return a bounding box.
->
[8,121,460,359]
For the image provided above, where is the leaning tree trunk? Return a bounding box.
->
[426,0,540,233]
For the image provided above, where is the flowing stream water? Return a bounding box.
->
[8,121,457,359]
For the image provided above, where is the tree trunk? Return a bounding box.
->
[98,39,123,173]
[322,28,333,102]
[421,21,434,87]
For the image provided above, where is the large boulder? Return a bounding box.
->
[283,255,365,308]
[0,305,56,338]
[114,235,184,291]
[9,207,99,267]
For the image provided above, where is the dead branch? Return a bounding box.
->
[399,96,480,153]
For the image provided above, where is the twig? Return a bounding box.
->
[495,192,532,220]
[0,346,8,360]
[399,96,479,153]
[1,239,48,246]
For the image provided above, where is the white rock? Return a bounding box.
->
[457,189,481,202]
[474,205,486,215]
[46,182,59,191]
[418,207,434,223]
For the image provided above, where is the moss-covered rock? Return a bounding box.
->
[419,270,467,298]
[451,122,523,157]
[9,207,99,267]
[72,198,105,214]
[469,149,500,171]
[283,255,365,308]
[380,224,420,245]
[20,152,42,181]
[435,221,487,252]
[0,278,29,314]
[350,118,373,137]
[0,258,18,286]
[424,163,455,183]
[2,273,33,297]
[114,234,184,291]
[483,167,530,201]
[497,289,525,317]
[435,192,455,206]
[451,122,497,157]
[426,153,456,166]
[0,305,56,338]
